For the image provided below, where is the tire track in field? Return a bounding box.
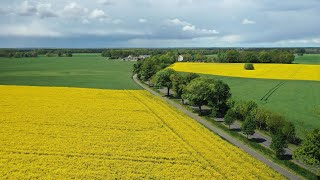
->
[260,65,303,102]
[126,90,222,177]
[140,91,269,178]
[260,81,285,102]
[0,149,199,166]
[132,74,301,179]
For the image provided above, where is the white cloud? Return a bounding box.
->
[242,18,256,25]
[221,35,242,43]
[89,9,108,19]
[98,0,115,5]
[63,2,88,17]
[182,25,196,31]
[0,22,62,37]
[167,18,191,26]
[168,18,219,36]
[275,38,320,45]
[37,3,58,18]
[112,19,123,24]
[200,29,219,35]
[17,1,57,18]
[80,29,146,36]
[18,1,37,16]
[139,18,147,23]
[183,25,219,35]
[82,19,90,24]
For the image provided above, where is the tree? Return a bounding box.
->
[234,100,258,121]
[171,73,199,99]
[194,53,205,62]
[140,58,157,86]
[183,78,214,115]
[66,52,73,57]
[253,108,269,130]
[184,54,192,62]
[241,51,258,63]
[294,128,320,166]
[224,109,236,129]
[271,131,288,158]
[259,51,272,63]
[266,112,285,134]
[241,113,256,138]
[226,50,240,63]
[58,51,63,57]
[217,51,227,62]
[102,50,111,57]
[282,121,296,144]
[244,63,254,70]
[184,73,199,83]
[208,79,231,116]
[282,52,295,64]
[14,52,22,58]
[133,60,143,75]
[171,73,186,98]
[154,69,176,96]
[295,48,306,56]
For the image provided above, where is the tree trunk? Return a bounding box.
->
[167,87,170,96]
[258,121,262,130]
[199,105,202,115]
[182,99,184,105]
[148,80,151,87]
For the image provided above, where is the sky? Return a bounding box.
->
[0,0,320,48]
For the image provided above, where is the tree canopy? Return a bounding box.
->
[294,128,320,166]
[154,69,176,96]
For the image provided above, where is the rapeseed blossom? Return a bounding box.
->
[0,85,284,179]
[171,62,320,81]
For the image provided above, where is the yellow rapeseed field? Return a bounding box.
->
[0,85,284,179]
[171,62,320,81]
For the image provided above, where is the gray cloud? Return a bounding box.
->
[98,0,115,6]
[0,0,319,47]
[16,1,58,18]
[17,1,37,16]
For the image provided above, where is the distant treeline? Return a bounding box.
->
[7,51,38,58]
[0,49,99,57]
[215,50,295,64]
[0,49,76,58]
[101,49,223,59]
[1,47,318,60]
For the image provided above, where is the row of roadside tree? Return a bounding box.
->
[134,53,319,167]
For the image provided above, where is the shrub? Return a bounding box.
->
[244,63,254,70]
[294,128,320,166]
[45,53,55,57]
[224,109,237,129]
[241,113,256,139]
[271,131,288,158]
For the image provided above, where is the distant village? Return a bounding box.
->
[122,55,185,62]
[122,55,151,61]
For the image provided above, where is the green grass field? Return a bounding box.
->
[197,53,320,138]
[294,54,320,64]
[0,55,141,90]
[197,74,320,138]
[72,53,102,57]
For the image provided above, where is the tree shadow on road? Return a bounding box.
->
[230,128,241,132]
[278,154,293,160]
[250,138,267,143]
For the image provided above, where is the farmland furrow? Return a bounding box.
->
[126,90,221,177]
